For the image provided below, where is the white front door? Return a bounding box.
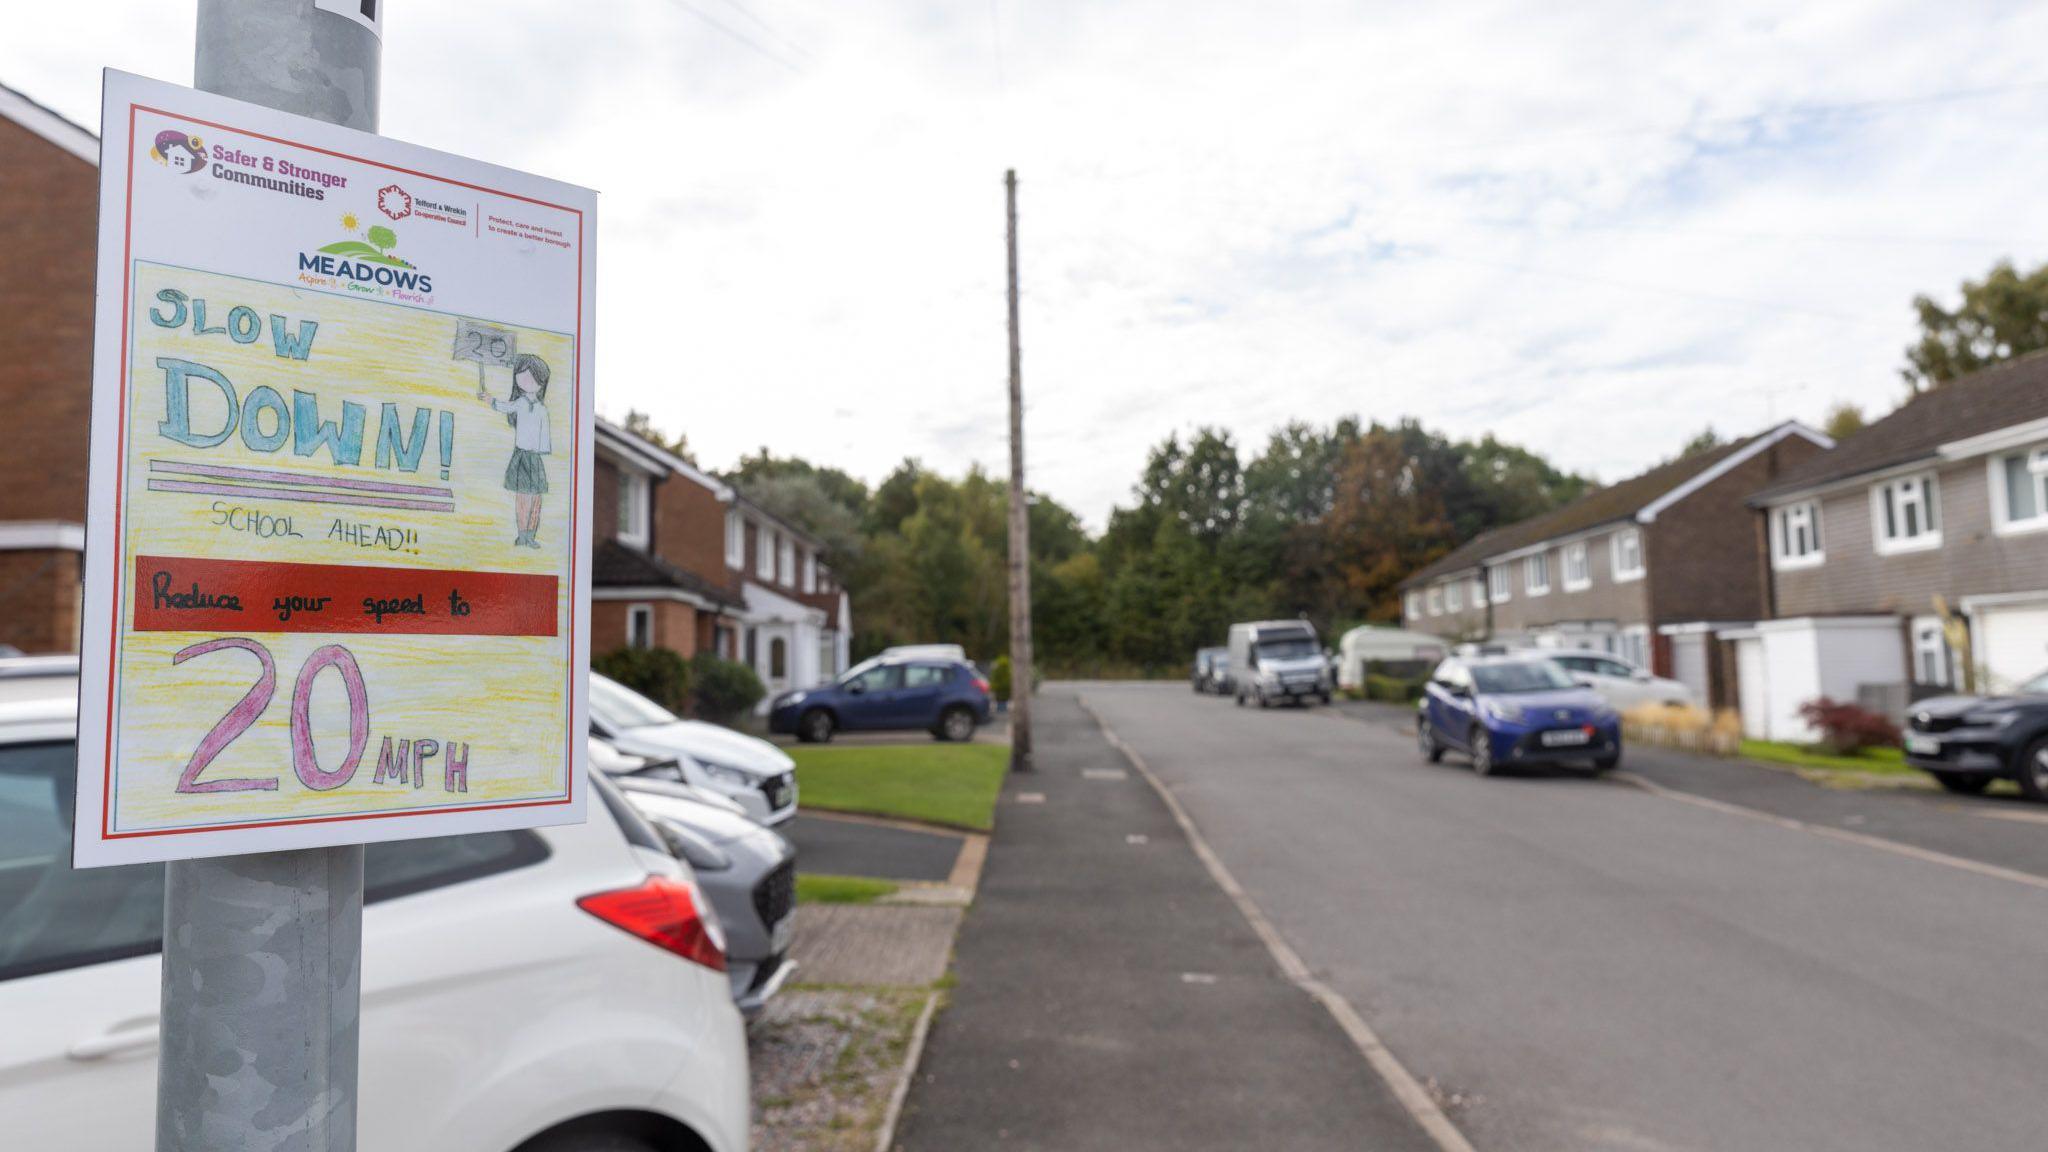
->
[1735,638,1768,740]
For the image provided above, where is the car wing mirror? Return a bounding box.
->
[1632,670,1652,681]
[1572,676,1594,687]
[846,681,865,695]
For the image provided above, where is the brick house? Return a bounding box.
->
[0,84,97,653]
[593,420,850,701]
[1735,354,2048,739]
[1399,421,1831,696]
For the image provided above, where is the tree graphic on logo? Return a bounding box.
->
[319,219,414,268]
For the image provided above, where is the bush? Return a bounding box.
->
[1364,673,1424,703]
[989,653,1013,700]
[690,652,766,723]
[1796,697,1901,756]
[593,646,692,713]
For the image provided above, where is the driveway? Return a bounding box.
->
[1077,682,2048,1152]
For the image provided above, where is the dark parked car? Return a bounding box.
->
[1417,655,1622,775]
[1191,646,1231,694]
[1902,671,2048,800]
[768,657,994,744]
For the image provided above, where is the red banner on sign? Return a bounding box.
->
[133,555,559,637]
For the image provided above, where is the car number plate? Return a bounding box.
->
[1540,729,1590,747]
[1904,733,1940,756]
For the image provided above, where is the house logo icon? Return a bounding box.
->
[377,184,414,220]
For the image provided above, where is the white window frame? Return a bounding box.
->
[804,552,818,593]
[1426,586,1443,616]
[1609,528,1645,583]
[778,537,796,586]
[1488,565,1511,604]
[1524,553,1551,597]
[1617,625,1651,670]
[1445,581,1463,612]
[617,471,650,549]
[1989,445,2048,537]
[1770,500,1825,570]
[1870,472,1941,555]
[625,604,653,650]
[1469,574,1487,609]
[1910,615,1951,688]
[1562,542,1591,592]
[757,525,776,579]
[1406,592,1422,620]
[725,509,745,568]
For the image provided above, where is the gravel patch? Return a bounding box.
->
[750,988,933,1152]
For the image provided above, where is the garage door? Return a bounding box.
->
[1976,604,2048,691]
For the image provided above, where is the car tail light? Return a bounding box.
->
[578,876,727,972]
[973,676,992,695]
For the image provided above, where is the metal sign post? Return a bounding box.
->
[160,3,382,1149]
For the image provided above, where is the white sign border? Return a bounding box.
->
[75,69,596,868]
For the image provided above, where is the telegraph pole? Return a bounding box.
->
[158,4,381,1149]
[1005,169,1034,772]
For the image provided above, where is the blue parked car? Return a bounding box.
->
[1417,655,1622,776]
[768,656,994,744]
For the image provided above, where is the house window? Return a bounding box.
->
[1406,592,1422,620]
[804,552,818,593]
[779,537,795,586]
[1562,542,1591,591]
[725,510,745,568]
[1426,586,1443,616]
[819,635,836,678]
[1445,581,1462,612]
[1617,626,1651,669]
[617,472,650,549]
[1871,473,1940,554]
[757,526,776,579]
[1488,565,1511,603]
[769,636,787,679]
[1771,501,1824,569]
[1912,616,1951,688]
[626,605,653,650]
[1993,446,2048,535]
[744,626,758,666]
[1610,529,1644,582]
[1470,575,1487,609]
[1525,553,1551,596]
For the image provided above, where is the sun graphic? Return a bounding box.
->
[339,211,361,232]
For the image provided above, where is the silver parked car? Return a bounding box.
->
[611,766,797,1015]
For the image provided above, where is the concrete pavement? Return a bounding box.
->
[1083,681,2048,1152]
[893,689,1440,1152]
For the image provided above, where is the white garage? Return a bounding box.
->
[1970,597,2048,692]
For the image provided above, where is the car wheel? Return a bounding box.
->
[1471,726,1497,776]
[2013,738,2048,802]
[798,708,834,744]
[1235,688,1245,707]
[1319,691,1332,706]
[1418,718,1444,763]
[1257,689,1270,709]
[521,1129,661,1152]
[1935,772,1995,795]
[939,706,976,743]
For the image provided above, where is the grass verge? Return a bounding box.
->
[791,743,1006,831]
[1738,739,1917,777]
[797,874,900,905]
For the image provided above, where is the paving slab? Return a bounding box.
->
[793,904,962,987]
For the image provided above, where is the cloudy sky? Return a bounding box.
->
[9,1,2047,527]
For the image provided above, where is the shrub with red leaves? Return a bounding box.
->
[1797,697,1902,756]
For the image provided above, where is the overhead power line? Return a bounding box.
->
[710,0,817,63]
[665,0,808,74]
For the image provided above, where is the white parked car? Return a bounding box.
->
[1545,651,1694,710]
[0,692,749,1152]
[590,673,798,826]
[880,643,969,663]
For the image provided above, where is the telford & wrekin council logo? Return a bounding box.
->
[378,184,414,220]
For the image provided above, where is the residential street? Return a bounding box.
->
[1045,682,2048,1152]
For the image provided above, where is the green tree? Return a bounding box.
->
[1904,259,2048,392]
[1822,402,1867,441]
[622,410,694,463]
[1675,426,1724,458]
[367,224,397,254]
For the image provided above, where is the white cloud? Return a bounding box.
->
[9,0,2048,528]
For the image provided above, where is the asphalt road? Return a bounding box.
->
[1079,682,2048,1152]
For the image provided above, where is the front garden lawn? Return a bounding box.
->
[791,742,1007,831]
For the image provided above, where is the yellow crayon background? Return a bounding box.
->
[110,262,577,833]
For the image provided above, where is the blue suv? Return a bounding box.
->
[769,657,994,744]
[1418,655,1621,775]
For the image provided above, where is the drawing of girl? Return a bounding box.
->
[151,130,205,175]
[477,354,551,548]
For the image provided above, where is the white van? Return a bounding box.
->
[1228,619,1331,707]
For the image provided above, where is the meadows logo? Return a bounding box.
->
[296,211,435,295]
[149,129,207,176]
